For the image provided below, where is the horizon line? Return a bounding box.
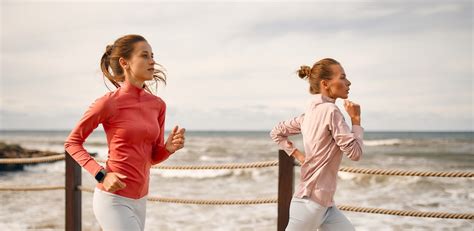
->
[0,129,473,133]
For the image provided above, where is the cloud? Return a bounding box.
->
[1,1,472,131]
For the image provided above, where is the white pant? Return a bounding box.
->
[93,188,147,231]
[286,197,355,231]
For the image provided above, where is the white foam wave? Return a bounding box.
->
[24,161,65,173]
[364,139,402,146]
[151,169,233,179]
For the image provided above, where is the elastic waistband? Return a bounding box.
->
[94,187,147,202]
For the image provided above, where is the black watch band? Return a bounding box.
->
[95,169,107,183]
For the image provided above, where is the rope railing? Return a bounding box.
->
[98,158,474,178]
[1,155,473,178]
[336,205,473,220]
[338,167,474,178]
[1,184,472,219]
[96,159,279,170]
[0,154,66,164]
[73,186,474,219]
[0,185,65,191]
[4,150,472,229]
[77,186,277,205]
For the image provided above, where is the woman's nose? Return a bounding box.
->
[347,79,351,86]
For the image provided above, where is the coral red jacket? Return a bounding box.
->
[65,81,170,199]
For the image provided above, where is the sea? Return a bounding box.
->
[0,130,472,231]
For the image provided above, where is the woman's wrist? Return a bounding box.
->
[351,116,361,126]
[292,149,305,163]
[165,145,175,155]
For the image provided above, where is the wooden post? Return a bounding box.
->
[65,151,81,231]
[277,150,294,231]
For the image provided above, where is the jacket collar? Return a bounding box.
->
[315,94,336,104]
[121,80,145,96]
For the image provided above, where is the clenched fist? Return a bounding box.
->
[344,100,361,126]
[102,172,127,193]
[165,125,186,154]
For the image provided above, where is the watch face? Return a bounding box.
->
[95,171,105,182]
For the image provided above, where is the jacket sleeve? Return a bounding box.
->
[328,108,364,161]
[151,101,171,165]
[64,94,112,176]
[270,114,304,156]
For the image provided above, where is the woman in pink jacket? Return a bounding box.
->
[270,58,363,231]
[64,34,185,231]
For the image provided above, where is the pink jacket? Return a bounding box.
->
[270,94,364,207]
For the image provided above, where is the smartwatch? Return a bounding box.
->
[95,169,107,183]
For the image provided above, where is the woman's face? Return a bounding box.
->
[126,41,156,82]
[326,64,351,99]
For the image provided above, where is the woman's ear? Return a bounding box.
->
[119,57,128,69]
[321,80,329,90]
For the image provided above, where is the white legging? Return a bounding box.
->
[286,197,355,231]
[93,187,147,231]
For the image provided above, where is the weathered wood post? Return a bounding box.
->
[277,150,295,231]
[65,151,81,231]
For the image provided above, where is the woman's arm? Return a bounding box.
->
[64,94,112,176]
[270,114,304,156]
[329,107,364,161]
[151,100,186,165]
[151,102,171,165]
[291,149,305,164]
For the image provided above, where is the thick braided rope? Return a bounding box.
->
[1,156,473,177]
[77,186,276,204]
[153,160,279,170]
[76,186,473,219]
[0,154,65,164]
[95,159,279,170]
[99,158,474,177]
[0,185,65,191]
[337,205,474,220]
[292,162,474,178]
[147,196,278,205]
[338,167,474,178]
[1,185,472,219]
[77,186,94,193]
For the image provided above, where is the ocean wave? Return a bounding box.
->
[364,139,402,146]
[151,169,233,179]
[150,168,274,180]
[337,171,471,195]
[24,161,65,173]
[198,155,235,162]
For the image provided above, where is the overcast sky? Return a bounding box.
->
[1,0,472,131]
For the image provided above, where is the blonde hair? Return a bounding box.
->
[297,58,340,94]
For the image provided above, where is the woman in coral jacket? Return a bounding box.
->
[64,34,185,231]
[270,58,363,231]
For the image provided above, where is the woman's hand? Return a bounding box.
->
[102,172,127,193]
[291,149,305,164]
[165,125,186,154]
[344,99,361,125]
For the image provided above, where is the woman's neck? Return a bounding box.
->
[320,90,337,100]
[126,78,144,89]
